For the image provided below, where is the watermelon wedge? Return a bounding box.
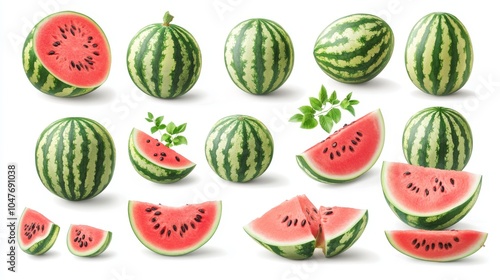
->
[385,229,488,262]
[18,208,60,255]
[244,195,368,259]
[381,161,482,230]
[67,224,112,257]
[128,200,222,256]
[317,206,368,257]
[296,109,385,183]
[128,128,196,183]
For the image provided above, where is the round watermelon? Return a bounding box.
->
[22,11,111,97]
[405,12,473,95]
[402,106,473,171]
[205,115,274,183]
[224,18,294,95]
[127,11,202,99]
[35,117,116,201]
[313,13,394,84]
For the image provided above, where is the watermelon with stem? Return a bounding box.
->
[296,109,385,183]
[385,229,487,262]
[18,208,60,255]
[128,200,222,256]
[381,161,482,230]
[22,11,111,97]
[128,128,196,184]
[67,224,112,257]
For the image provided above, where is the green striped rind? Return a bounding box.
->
[127,22,202,99]
[127,129,195,183]
[22,12,108,97]
[402,107,472,171]
[205,115,274,182]
[381,162,482,230]
[224,18,294,95]
[405,12,473,95]
[313,14,394,84]
[323,210,368,258]
[67,228,112,257]
[243,227,316,260]
[35,117,116,201]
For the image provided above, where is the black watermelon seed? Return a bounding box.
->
[73,237,78,242]
[332,142,337,148]
[330,152,334,160]
[324,211,333,215]
[294,219,298,226]
[415,243,420,249]
[301,219,306,227]
[323,147,328,154]
[153,153,158,156]
[59,27,65,33]
[281,216,288,223]
[425,189,429,196]
[82,234,85,240]
[444,243,449,250]
[156,143,160,146]
[151,217,157,223]
[89,237,93,242]
[175,156,180,162]
[48,50,55,55]
[415,188,420,193]
[88,36,93,40]
[431,243,435,250]
[313,208,318,213]
[454,237,460,242]
[183,223,188,231]
[180,232,184,238]
[154,211,161,215]
[450,178,455,185]
[421,239,426,246]
[196,214,202,220]
[355,137,361,142]
[70,28,75,36]
[351,140,357,145]
[448,243,453,249]
[336,151,341,157]
[173,225,177,231]
[433,186,437,192]
[42,225,44,231]
[146,139,150,143]
[441,186,445,192]
[160,227,166,235]
[287,220,292,227]
[198,209,205,214]
[191,222,196,229]
[71,24,76,30]
[154,224,160,229]
[425,245,430,251]
[438,242,443,249]
[92,43,98,48]
[83,44,89,48]
[435,178,439,183]
[161,152,166,157]
[356,131,363,137]
[349,146,354,152]
[412,239,417,245]
[167,230,171,237]
[411,186,416,191]
[404,171,411,176]
[93,51,100,56]
[151,207,158,211]
[159,157,164,161]
[62,34,67,39]
[84,241,88,247]
[342,145,346,152]
[79,241,83,248]
[145,208,152,212]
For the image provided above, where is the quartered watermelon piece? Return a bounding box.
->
[296,109,385,183]
[317,206,368,257]
[67,224,112,257]
[18,208,60,255]
[381,161,482,230]
[128,200,222,256]
[128,128,196,183]
[244,195,368,259]
[385,229,488,262]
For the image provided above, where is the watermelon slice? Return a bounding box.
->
[385,229,488,262]
[317,206,368,257]
[23,11,111,97]
[67,224,112,257]
[243,195,320,260]
[244,195,368,259]
[128,128,196,183]
[296,109,385,183]
[381,161,482,230]
[128,200,222,256]
[18,208,60,255]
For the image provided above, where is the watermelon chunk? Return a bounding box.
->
[381,161,482,230]
[296,109,385,183]
[18,208,60,255]
[244,195,368,259]
[385,229,488,262]
[67,224,112,257]
[128,200,222,256]
[128,128,196,183]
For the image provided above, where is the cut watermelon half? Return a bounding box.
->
[296,109,385,183]
[67,224,112,257]
[128,200,222,256]
[381,161,482,230]
[18,208,60,255]
[23,11,111,97]
[128,128,196,183]
[385,229,488,262]
[317,206,368,258]
[244,195,368,259]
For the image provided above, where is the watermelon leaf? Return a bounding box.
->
[319,115,334,133]
[301,114,318,129]
[299,105,315,115]
[166,122,176,134]
[145,112,189,148]
[148,112,154,120]
[309,97,322,111]
[328,108,341,123]
[319,85,328,105]
[173,135,188,146]
[173,123,187,134]
[289,114,304,123]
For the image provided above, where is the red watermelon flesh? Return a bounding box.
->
[385,229,488,262]
[34,11,111,87]
[296,109,385,183]
[67,224,112,257]
[128,200,222,256]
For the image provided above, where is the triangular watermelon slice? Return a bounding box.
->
[18,208,60,255]
[296,109,385,183]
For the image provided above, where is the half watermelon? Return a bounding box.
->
[128,128,196,183]
[385,229,488,262]
[381,161,482,230]
[296,109,385,183]
[18,208,60,255]
[128,200,222,256]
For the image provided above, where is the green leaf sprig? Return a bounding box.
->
[145,112,188,148]
[289,85,359,133]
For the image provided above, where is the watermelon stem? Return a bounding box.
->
[163,11,174,26]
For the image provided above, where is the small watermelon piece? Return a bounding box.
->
[67,224,112,257]
[385,229,487,262]
[243,195,320,260]
[23,11,111,97]
[381,161,482,230]
[128,200,222,256]
[317,206,368,258]
[18,208,60,255]
[128,128,196,183]
[296,109,385,183]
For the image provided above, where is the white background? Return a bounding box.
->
[1,0,498,279]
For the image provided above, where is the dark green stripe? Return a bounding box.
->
[414,15,436,92]
[207,118,236,176]
[244,119,267,180]
[434,110,450,169]
[262,21,284,93]
[229,20,255,91]
[82,119,110,199]
[55,121,71,199]
[133,25,160,96]
[151,26,167,97]
[442,15,459,94]
[446,110,472,169]
[404,110,432,163]
[252,20,264,93]
[66,120,76,199]
[236,121,249,181]
[324,212,367,257]
[170,25,192,97]
[222,121,241,180]
[38,121,61,196]
[74,120,90,200]
[430,16,444,94]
